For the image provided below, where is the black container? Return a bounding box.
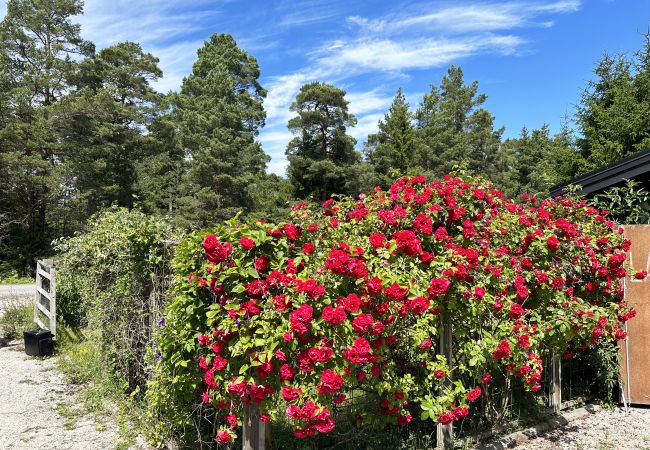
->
[24,329,54,356]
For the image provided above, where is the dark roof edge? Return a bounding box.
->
[549,147,650,197]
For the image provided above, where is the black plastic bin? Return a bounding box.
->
[24,329,54,356]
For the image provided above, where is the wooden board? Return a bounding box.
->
[621,225,650,404]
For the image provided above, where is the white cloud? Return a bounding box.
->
[314,35,523,74]
[275,0,348,27]
[350,112,385,143]
[349,1,580,35]
[346,88,394,116]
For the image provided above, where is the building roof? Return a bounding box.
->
[549,148,650,197]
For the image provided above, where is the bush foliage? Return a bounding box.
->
[55,207,174,391]
[149,175,637,447]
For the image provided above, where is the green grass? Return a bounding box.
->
[57,336,146,449]
[0,304,36,339]
[0,270,34,285]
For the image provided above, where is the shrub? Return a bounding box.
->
[55,207,174,391]
[149,175,636,447]
[0,302,35,340]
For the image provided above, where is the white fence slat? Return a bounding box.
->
[33,260,56,338]
[37,268,52,280]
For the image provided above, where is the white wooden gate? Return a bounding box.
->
[34,259,56,337]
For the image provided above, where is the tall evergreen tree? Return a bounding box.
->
[364,88,417,182]
[56,41,164,222]
[172,33,269,225]
[0,0,93,273]
[414,66,504,180]
[285,81,362,200]
[577,35,650,170]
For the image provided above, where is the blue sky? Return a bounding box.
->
[1,0,649,174]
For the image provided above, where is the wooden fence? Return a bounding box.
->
[34,259,56,337]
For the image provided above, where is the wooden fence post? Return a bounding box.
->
[436,315,453,450]
[242,404,266,450]
[550,351,561,413]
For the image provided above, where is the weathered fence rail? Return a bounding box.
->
[34,259,56,337]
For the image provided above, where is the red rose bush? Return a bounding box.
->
[153,175,637,444]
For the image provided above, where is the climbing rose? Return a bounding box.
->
[492,340,512,359]
[240,236,254,250]
[466,386,481,402]
[428,278,451,296]
[290,304,313,335]
[322,306,346,325]
[546,236,559,251]
[509,303,525,320]
[203,235,232,264]
[409,296,430,314]
[438,412,454,425]
[318,369,344,394]
[215,430,233,444]
[344,338,371,364]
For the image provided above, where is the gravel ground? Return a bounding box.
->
[0,284,36,299]
[0,339,149,450]
[514,407,650,450]
[0,284,34,318]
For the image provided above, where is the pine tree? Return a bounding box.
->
[0,0,93,273]
[57,41,164,220]
[285,82,362,200]
[577,34,650,169]
[364,88,417,182]
[172,33,269,224]
[414,66,504,180]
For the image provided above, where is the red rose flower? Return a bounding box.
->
[466,386,481,402]
[492,340,511,359]
[215,430,233,444]
[322,305,346,325]
[428,278,451,296]
[290,304,313,335]
[352,313,375,334]
[546,235,559,251]
[409,296,430,314]
[318,369,344,394]
[509,303,525,320]
[240,236,254,250]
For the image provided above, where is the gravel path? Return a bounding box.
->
[0,284,36,299]
[0,284,34,318]
[514,407,650,450]
[0,339,149,450]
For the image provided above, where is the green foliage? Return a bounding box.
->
[0,303,35,339]
[0,266,34,284]
[286,81,364,201]
[584,341,622,405]
[0,0,93,274]
[55,207,174,391]
[414,66,504,181]
[365,89,418,185]
[57,41,164,217]
[172,33,270,225]
[593,179,650,224]
[577,34,650,170]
